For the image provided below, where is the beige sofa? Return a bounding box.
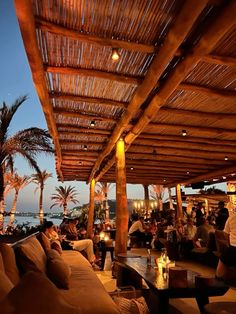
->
[0,234,120,314]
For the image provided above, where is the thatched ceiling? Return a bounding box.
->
[15,0,236,187]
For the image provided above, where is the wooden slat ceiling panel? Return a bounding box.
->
[33,0,181,44]
[165,90,236,113]
[184,61,236,90]
[15,0,236,187]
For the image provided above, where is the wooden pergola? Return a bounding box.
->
[14,0,236,254]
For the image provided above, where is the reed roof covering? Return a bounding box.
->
[15,0,236,187]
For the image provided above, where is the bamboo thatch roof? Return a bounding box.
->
[14,0,236,187]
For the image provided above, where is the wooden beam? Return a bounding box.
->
[139,134,236,147]
[125,164,208,174]
[126,160,216,170]
[54,108,116,123]
[35,17,155,54]
[125,1,236,148]
[14,0,63,181]
[50,92,127,109]
[146,123,236,138]
[128,144,236,160]
[57,124,111,135]
[87,179,95,238]
[125,152,225,165]
[62,150,99,156]
[88,1,209,183]
[182,165,236,186]
[46,66,142,85]
[178,83,236,98]
[60,140,105,146]
[160,107,236,120]
[115,139,128,255]
[203,54,236,68]
[59,131,108,139]
[176,184,183,218]
[133,138,236,153]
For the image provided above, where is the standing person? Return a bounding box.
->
[216,211,236,279]
[216,201,229,230]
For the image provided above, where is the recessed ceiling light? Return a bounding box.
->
[163,179,166,182]
[224,156,229,161]
[130,167,134,171]
[111,48,120,61]
[187,171,190,175]
[78,161,83,165]
[84,145,88,150]
[90,120,95,127]
[182,130,187,136]
[153,149,157,155]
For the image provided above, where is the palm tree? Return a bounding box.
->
[31,170,52,224]
[50,185,79,216]
[96,182,113,222]
[150,184,166,211]
[7,172,30,226]
[0,96,54,224]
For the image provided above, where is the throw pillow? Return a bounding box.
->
[51,240,63,255]
[37,232,51,253]
[16,236,47,274]
[112,296,149,314]
[0,243,20,285]
[47,249,71,289]
[0,271,80,314]
[0,270,14,303]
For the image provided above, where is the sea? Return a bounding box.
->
[3,215,63,228]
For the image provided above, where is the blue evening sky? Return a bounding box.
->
[0,1,226,213]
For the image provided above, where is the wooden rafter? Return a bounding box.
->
[60,140,105,146]
[159,108,236,120]
[35,16,155,54]
[50,92,127,109]
[147,123,236,138]
[139,134,236,146]
[54,108,116,123]
[181,165,236,186]
[46,66,142,85]
[14,0,63,181]
[88,0,209,183]
[57,124,111,135]
[133,138,236,153]
[59,131,108,139]
[177,83,236,98]
[203,54,236,67]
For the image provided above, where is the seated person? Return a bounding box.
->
[193,217,214,248]
[128,215,152,247]
[44,220,99,267]
[216,211,236,279]
[181,218,197,256]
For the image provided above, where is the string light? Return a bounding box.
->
[111,48,120,61]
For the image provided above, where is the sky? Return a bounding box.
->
[0,1,226,213]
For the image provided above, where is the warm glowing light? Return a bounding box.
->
[187,171,190,175]
[104,235,109,241]
[99,232,105,240]
[225,156,229,161]
[182,129,187,136]
[90,120,95,127]
[111,48,120,61]
[84,145,88,150]
[130,167,134,170]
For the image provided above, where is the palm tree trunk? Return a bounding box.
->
[104,183,109,223]
[0,165,5,228]
[168,188,174,209]
[143,184,150,218]
[9,191,18,226]
[63,204,68,216]
[39,185,44,224]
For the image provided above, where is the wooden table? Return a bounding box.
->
[116,256,229,314]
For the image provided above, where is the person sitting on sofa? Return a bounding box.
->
[43,221,99,268]
[129,215,152,247]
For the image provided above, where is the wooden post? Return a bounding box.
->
[143,185,150,218]
[87,179,95,238]
[168,188,174,210]
[176,184,183,218]
[115,139,128,256]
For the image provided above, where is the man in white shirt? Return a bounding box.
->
[216,211,236,279]
[129,216,152,247]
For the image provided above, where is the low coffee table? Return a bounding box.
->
[116,256,229,313]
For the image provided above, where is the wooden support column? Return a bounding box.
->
[87,179,95,238]
[168,188,174,210]
[143,185,150,218]
[115,139,128,256]
[176,184,183,218]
